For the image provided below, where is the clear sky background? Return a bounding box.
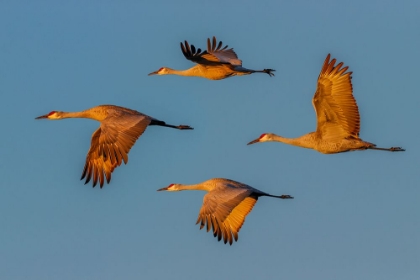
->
[0,1,419,279]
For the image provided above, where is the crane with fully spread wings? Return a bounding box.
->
[247,54,405,154]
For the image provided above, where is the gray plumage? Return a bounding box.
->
[36,105,193,188]
[157,178,293,245]
[148,36,275,80]
[248,54,405,153]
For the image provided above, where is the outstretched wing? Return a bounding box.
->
[81,114,151,188]
[196,185,257,245]
[180,36,242,66]
[180,39,207,64]
[312,54,360,140]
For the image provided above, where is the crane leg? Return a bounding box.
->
[368,146,405,152]
[150,119,193,130]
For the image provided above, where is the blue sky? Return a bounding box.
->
[1,1,419,279]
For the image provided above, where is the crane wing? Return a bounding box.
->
[180,40,207,64]
[202,36,242,65]
[180,36,242,66]
[196,185,257,245]
[312,54,360,140]
[81,114,151,188]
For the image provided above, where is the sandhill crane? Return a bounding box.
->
[247,54,405,154]
[35,105,193,188]
[157,178,293,245]
[148,36,275,80]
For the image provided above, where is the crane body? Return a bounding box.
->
[158,178,293,245]
[36,105,193,187]
[247,54,405,154]
[149,36,275,80]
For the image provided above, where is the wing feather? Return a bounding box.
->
[80,114,151,188]
[312,54,360,140]
[196,187,257,245]
[180,36,242,66]
[180,40,207,64]
[203,36,242,65]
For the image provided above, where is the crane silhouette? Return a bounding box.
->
[148,36,275,80]
[158,178,293,245]
[36,105,193,187]
[247,54,405,154]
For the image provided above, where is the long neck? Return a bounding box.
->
[58,107,107,121]
[176,183,212,192]
[269,133,317,150]
[166,67,201,77]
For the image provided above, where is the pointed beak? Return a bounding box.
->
[157,186,169,191]
[247,138,260,145]
[35,114,49,120]
[148,70,159,76]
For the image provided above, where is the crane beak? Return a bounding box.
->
[247,138,260,145]
[148,70,159,76]
[35,114,49,119]
[157,183,175,191]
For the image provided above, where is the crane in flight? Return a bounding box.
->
[247,54,405,154]
[148,36,275,80]
[36,105,193,188]
[158,178,293,245]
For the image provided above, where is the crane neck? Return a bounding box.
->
[268,133,317,150]
[165,67,201,77]
[59,111,88,118]
[175,183,212,192]
[55,108,107,121]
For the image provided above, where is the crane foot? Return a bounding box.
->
[177,125,194,130]
[263,69,275,77]
[390,147,405,152]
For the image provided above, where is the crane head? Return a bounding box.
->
[157,183,179,192]
[148,67,169,76]
[247,133,270,145]
[35,111,62,120]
